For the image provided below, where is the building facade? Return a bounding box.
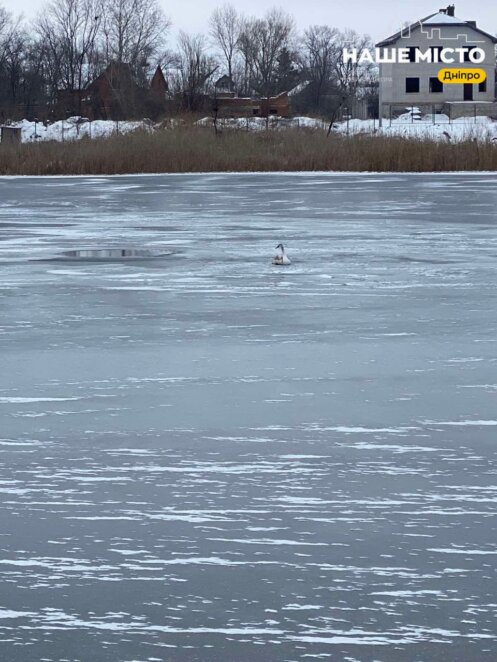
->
[376,5,497,121]
[213,92,290,119]
[57,63,169,121]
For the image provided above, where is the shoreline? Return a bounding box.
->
[1,170,497,179]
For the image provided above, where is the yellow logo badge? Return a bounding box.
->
[438,69,487,84]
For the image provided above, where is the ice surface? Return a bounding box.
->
[0,172,496,661]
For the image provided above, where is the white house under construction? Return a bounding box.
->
[376,5,497,121]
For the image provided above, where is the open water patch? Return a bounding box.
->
[48,248,178,262]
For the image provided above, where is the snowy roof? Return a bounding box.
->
[288,81,310,97]
[422,12,465,24]
[376,10,497,46]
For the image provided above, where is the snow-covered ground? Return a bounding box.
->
[9,115,329,141]
[197,109,497,142]
[196,115,327,132]
[5,108,497,144]
[333,109,497,143]
[9,116,152,143]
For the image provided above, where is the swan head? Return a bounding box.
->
[275,243,284,251]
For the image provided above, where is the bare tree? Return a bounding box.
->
[19,38,48,118]
[319,30,376,135]
[0,6,14,69]
[101,0,170,80]
[3,22,26,107]
[173,32,218,112]
[0,6,8,37]
[0,8,19,116]
[239,9,294,126]
[302,25,339,110]
[0,6,9,38]
[237,16,257,96]
[34,26,64,106]
[1,0,380,123]
[1,9,49,119]
[334,29,375,99]
[209,4,240,83]
[36,0,102,103]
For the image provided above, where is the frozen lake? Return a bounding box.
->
[1,172,497,661]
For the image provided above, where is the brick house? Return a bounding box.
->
[57,63,169,120]
[213,91,290,118]
[210,74,291,118]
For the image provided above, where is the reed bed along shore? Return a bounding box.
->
[1,126,497,175]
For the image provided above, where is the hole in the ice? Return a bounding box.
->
[58,248,175,260]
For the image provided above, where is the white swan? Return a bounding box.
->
[272,243,291,266]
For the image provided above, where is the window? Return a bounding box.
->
[430,46,443,61]
[464,46,477,63]
[269,108,278,115]
[429,77,443,93]
[408,47,418,63]
[479,80,487,93]
[406,77,420,93]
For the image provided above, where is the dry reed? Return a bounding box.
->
[0,126,496,175]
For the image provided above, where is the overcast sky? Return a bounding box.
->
[2,0,497,42]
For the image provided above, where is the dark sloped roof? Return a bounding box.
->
[150,66,168,92]
[86,62,138,92]
[376,13,497,47]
